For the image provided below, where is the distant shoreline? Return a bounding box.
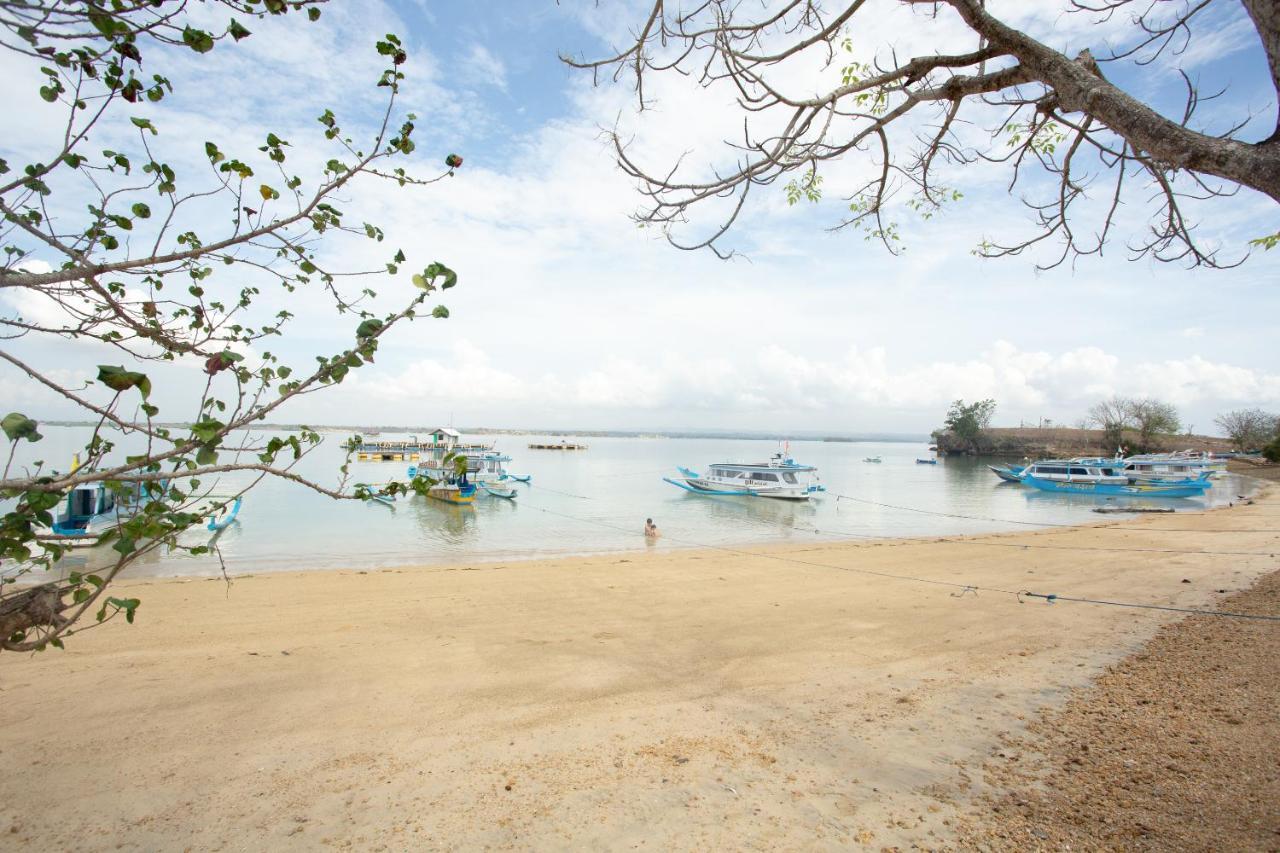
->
[36,421,930,444]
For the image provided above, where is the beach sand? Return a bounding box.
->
[1,489,1276,850]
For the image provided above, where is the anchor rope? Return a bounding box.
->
[515,498,1280,623]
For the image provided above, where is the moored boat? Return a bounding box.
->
[426,480,477,505]
[1020,459,1209,498]
[863,456,882,464]
[665,452,821,500]
[916,458,938,465]
[1122,451,1224,481]
[987,463,1026,483]
[479,482,518,499]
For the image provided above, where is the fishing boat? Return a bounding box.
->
[987,464,1026,483]
[863,456,882,464]
[664,452,821,500]
[505,473,531,483]
[425,479,477,505]
[48,482,123,544]
[1122,451,1224,481]
[916,458,938,465]
[46,478,240,544]
[1021,459,1209,498]
[479,481,518,499]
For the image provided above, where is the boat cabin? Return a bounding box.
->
[1025,460,1127,484]
[55,485,116,532]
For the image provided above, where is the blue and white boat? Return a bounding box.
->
[987,463,1027,483]
[479,481,518,499]
[665,452,821,500]
[1122,451,1224,481]
[49,482,123,544]
[1020,459,1209,498]
[916,458,938,465]
[47,479,241,544]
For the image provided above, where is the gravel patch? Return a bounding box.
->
[954,569,1280,851]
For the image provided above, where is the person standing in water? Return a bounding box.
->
[644,518,660,539]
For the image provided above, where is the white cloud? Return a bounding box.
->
[460,44,509,92]
[350,339,1280,430]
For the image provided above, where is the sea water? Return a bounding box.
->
[4,426,1255,579]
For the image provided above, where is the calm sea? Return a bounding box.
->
[5,426,1257,579]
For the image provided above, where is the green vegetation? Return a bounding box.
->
[942,399,996,451]
[0,2,459,652]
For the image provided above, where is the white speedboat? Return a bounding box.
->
[664,453,821,500]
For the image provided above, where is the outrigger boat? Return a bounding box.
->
[916,458,938,465]
[1122,451,1224,481]
[1020,459,1210,498]
[48,482,124,545]
[46,479,243,545]
[863,456,882,464]
[987,463,1027,483]
[479,481,518,499]
[664,453,821,500]
[197,495,244,530]
[425,478,476,505]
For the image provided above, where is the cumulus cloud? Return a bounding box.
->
[354,339,1280,428]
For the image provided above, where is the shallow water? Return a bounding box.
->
[6,427,1256,579]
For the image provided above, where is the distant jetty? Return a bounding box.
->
[528,441,588,450]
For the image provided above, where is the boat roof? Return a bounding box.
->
[711,461,817,472]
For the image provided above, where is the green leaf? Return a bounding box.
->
[1,412,41,442]
[431,305,450,319]
[259,184,279,201]
[411,273,427,290]
[182,26,215,54]
[308,7,321,21]
[424,262,457,290]
[96,365,150,399]
[227,19,252,41]
[131,202,151,219]
[196,445,218,466]
[190,417,226,444]
[129,117,157,135]
[356,318,384,339]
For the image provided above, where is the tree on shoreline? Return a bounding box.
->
[1215,409,1279,452]
[567,0,1280,267]
[941,398,996,452]
[0,2,458,652]
[1127,398,1181,451]
[1087,396,1133,450]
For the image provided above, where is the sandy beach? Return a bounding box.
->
[2,488,1277,850]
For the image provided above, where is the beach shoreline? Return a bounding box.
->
[1,485,1275,849]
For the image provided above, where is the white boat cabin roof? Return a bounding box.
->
[711,460,817,472]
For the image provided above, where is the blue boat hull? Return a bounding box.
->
[1022,475,1206,498]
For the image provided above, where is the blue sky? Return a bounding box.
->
[2,0,1278,434]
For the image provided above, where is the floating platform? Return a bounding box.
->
[355,440,490,461]
[528,442,588,450]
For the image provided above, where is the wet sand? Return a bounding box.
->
[1,488,1276,850]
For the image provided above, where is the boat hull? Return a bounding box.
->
[426,484,476,505]
[988,464,1025,483]
[1022,475,1206,498]
[480,483,518,499]
[663,477,810,500]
